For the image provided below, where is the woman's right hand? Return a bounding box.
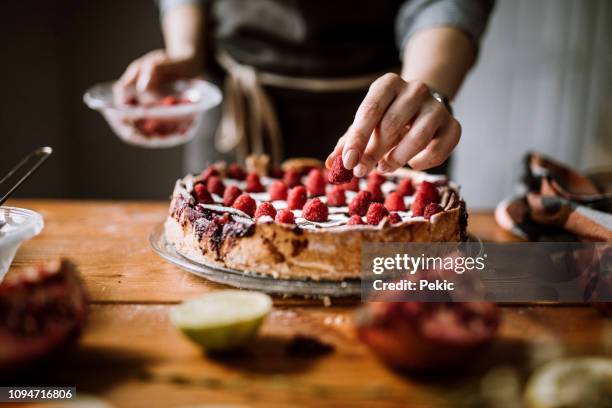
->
[113,49,201,99]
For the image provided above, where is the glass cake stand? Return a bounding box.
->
[149,223,361,297]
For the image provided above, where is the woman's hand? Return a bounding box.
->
[325,73,461,176]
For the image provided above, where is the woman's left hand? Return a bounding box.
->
[325,73,461,176]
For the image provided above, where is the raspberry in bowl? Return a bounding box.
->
[84,79,222,148]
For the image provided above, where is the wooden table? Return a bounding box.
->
[5,200,612,408]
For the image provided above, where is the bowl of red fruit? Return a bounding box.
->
[84,79,222,148]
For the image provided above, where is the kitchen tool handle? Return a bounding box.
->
[0,147,53,206]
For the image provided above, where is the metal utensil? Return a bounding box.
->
[0,147,53,210]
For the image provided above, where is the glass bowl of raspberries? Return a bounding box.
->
[84,79,222,148]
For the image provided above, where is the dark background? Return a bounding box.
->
[2,0,184,199]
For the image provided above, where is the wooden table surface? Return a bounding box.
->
[5,200,612,408]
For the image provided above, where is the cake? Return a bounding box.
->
[165,157,467,281]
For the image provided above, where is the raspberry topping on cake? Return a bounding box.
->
[268,180,289,201]
[302,198,329,222]
[347,214,364,225]
[193,184,213,204]
[275,208,295,224]
[326,185,346,207]
[342,177,360,192]
[206,176,225,196]
[397,178,415,196]
[367,171,386,187]
[368,183,384,203]
[388,212,402,224]
[201,166,219,183]
[411,181,440,216]
[255,202,277,219]
[423,203,443,220]
[328,156,353,184]
[245,172,265,193]
[232,193,257,217]
[287,186,308,210]
[222,185,242,207]
[366,202,389,225]
[384,191,406,212]
[306,168,326,196]
[349,191,372,216]
[227,163,246,180]
[283,169,302,188]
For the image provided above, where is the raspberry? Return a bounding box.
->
[326,185,346,206]
[388,212,402,224]
[227,163,246,180]
[302,198,329,222]
[411,181,440,216]
[368,183,384,203]
[270,166,284,179]
[367,171,386,187]
[200,166,218,183]
[397,178,415,196]
[232,193,257,217]
[245,172,265,193]
[384,191,406,212]
[275,208,295,224]
[366,202,389,225]
[255,202,277,219]
[287,186,307,210]
[283,169,302,188]
[268,180,288,201]
[215,213,231,225]
[306,168,326,196]
[328,156,353,184]
[342,177,360,192]
[206,176,225,196]
[347,214,364,225]
[349,190,372,216]
[222,185,242,207]
[423,203,443,220]
[193,184,213,204]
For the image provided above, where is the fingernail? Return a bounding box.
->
[343,149,359,169]
[354,164,367,178]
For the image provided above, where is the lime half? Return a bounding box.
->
[171,290,272,352]
[525,357,612,408]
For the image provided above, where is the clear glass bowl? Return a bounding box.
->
[0,207,44,281]
[84,79,222,148]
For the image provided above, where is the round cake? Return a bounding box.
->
[165,157,467,281]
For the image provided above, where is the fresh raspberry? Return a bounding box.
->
[275,208,295,224]
[349,190,372,216]
[206,176,225,196]
[200,166,218,183]
[388,212,402,224]
[368,183,384,203]
[423,203,443,220]
[397,178,415,196]
[347,214,364,225]
[306,168,326,196]
[193,184,213,204]
[384,191,406,212]
[215,213,232,225]
[302,198,329,222]
[411,181,440,216]
[232,193,257,217]
[270,167,284,179]
[287,186,307,210]
[366,202,389,225]
[326,185,346,206]
[328,156,353,184]
[222,185,242,207]
[255,202,277,219]
[342,177,360,192]
[367,171,386,187]
[268,180,288,201]
[245,172,265,193]
[227,163,246,180]
[283,169,302,188]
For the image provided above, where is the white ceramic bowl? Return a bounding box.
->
[0,207,44,281]
[84,79,222,148]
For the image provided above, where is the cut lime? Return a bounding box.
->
[171,290,272,352]
[524,357,612,408]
